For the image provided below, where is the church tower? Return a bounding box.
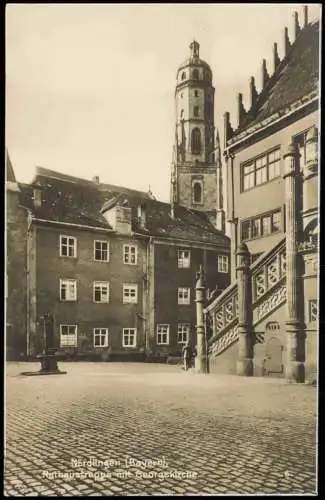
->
[170,40,225,232]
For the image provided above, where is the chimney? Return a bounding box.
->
[92,175,100,184]
[249,76,258,109]
[304,5,308,27]
[284,26,291,58]
[170,202,175,220]
[237,93,246,127]
[33,187,42,208]
[137,203,147,228]
[273,42,280,73]
[294,11,301,39]
[261,59,270,89]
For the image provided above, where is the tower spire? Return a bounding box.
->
[190,40,200,58]
[171,40,220,228]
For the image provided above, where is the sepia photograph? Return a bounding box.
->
[5,3,320,496]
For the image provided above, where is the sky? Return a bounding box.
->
[6,3,321,202]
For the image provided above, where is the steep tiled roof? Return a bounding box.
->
[133,200,228,246]
[19,168,228,246]
[231,19,319,140]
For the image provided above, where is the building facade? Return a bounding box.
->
[5,153,29,360]
[6,166,230,361]
[205,7,319,383]
[171,40,225,232]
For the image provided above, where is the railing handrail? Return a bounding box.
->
[205,237,286,314]
[250,237,286,273]
[208,317,238,346]
[204,282,237,313]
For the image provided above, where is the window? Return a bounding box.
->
[93,328,109,347]
[194,106,199,117]
[308,300,318,322]
[241,220,250,241]
[123,328,137,347]
[271,211,281,233]
[178,324,190,344]
[181,71,186,81]
[192,69,199,79]
[93,281,110,303]
[194,90,198,97]
[295,130,308,171]
[262,214,271,236]
[60,235,76,258]
[252,218,261,239]
[178,287,190,305]
[60,279,77,301]
[304,218,319,247]
[123,284,138,304]
[241,209,282,241]
[178,249,191,268]
[157,324,169,345]
[191,128,201,154]
[242,163,255,191]
[123,244,138,265]
[94,240,109,262]
[217,255,228,274]
[268,149,281,179]
[193,181,203,203]
[241,148,281,191]
[60,325,77,347]
[180,109,184,120]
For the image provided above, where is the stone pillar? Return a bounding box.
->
[195,265,209,374]
[283,142,305,383]
[236,242,253,376]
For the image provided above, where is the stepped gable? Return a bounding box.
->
[225,16,319,143]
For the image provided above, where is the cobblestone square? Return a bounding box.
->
[5,362,317,496]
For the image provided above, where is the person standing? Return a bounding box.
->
[182,341,191,372]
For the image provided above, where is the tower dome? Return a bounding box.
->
[176,40,213,86]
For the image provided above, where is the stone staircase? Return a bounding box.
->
[205,238,286,358]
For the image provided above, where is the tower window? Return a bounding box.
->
[194,106,199,117]
[181,72,186,81]
[192,69,199,80]
[194,90,198,97]
[180,109,184,120]
[191,128,201,154]
[193,181,203,204]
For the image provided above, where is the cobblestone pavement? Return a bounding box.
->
[5,362,317,496]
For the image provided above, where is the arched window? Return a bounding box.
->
[192,69,199,80]
[194,106,199,117]
[304,218,319,246]
[194,90,198,97]
[193,182,202,203]
[191,128,201,154]
[181,71,186,81]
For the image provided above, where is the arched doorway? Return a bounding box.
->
[263,322,283,376]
